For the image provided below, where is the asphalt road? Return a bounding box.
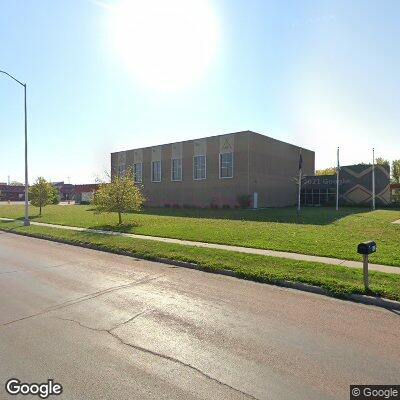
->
[0,232,399,400]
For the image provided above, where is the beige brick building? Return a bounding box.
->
[111,131,314,208]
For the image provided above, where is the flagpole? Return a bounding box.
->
[297,149,302,214]
[372,148,376,210]
[336,147,340,211]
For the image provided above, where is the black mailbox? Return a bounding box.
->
[357,241,377,255]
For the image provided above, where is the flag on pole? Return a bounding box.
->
[336,147,340,211]
[297,149,302,213]
[298,151,303,172]
[372,148,376,210]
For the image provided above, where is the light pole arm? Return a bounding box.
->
[0,70,25,87]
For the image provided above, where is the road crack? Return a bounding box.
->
[56,316,259,400]
[45,274,163,312]
[109,309,151,331]
[0,274,162,328]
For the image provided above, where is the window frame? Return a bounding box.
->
[171,158,182,182]
[151,160,161,182]
[133,162,143,183]
[193,155,206,180]
[219,152,234,179]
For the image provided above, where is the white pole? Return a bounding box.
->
[372,148,376,211]
[336,147,340,211]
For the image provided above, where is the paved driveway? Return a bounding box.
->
[0,232,399,400]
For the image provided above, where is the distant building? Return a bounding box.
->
[52,182,75,201]
[302,164,391,206]
[0,184,25,201]
[391,183,400,204]
[74,184,99,204]
[111,131,315,208]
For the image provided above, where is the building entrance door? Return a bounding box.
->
[253,192,258,209]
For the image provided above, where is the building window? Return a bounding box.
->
[151,160,161,182]
[219,152,233,179]
[193,155,206,180]
[118,165,125,176]
[171,158,182,181]
[133,163,142,183]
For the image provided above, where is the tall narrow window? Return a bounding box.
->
[171,158,182,181]
[193,155,206,180]
[219,153,233,178]
[133,163,142,183]
[151,160,161,182]
[118,165,125,177]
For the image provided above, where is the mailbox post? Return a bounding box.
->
[362,254,369,290]
[357,241,377,291]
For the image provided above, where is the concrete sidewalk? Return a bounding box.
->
[1,217,399,275]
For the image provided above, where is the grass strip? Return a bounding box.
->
[1,205,399,266]
[1,220,400,302]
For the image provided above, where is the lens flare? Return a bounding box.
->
[108,0,219,91]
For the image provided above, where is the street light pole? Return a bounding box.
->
[23,83,29,226]
[0,70,30,226]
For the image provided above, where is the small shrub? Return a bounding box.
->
[92,167,145,224]
[222,204,230,209]
[29,177,58,215]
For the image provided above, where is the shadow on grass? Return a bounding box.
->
[134,206,372,225]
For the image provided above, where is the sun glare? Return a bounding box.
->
[108,0,219,91]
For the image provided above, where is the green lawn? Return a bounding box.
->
[1,204,400,266]
[1,219,400,302]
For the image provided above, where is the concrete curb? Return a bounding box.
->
[1,227,400,311]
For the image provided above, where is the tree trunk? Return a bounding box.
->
[39,205,42,216]
[118,212,122,225]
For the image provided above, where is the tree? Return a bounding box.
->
[92,168,145,224]
[392,159,400,183]
[29,177,58,215]
[376,157,390,170]
[316,167,336,176]
[10,181,23,186]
